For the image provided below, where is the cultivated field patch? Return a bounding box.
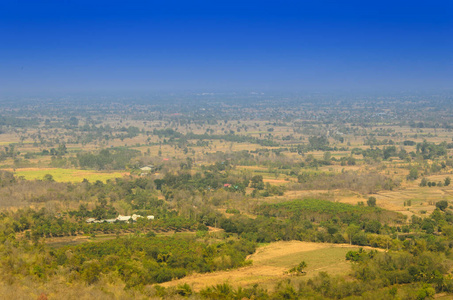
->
[10,168,129,183]
[160,241,370,291]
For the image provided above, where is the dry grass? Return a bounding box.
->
[160,241,374,291]
[0,276,137,300]
[263,178,290,185]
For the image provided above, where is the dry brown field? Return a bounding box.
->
[161,241,380,291]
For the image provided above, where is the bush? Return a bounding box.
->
[367,197,377,207]
[352,232,368,246]
[420,178,428,187]
[407,167,419,181]
[436,201,448,211]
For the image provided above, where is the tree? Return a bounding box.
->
[367,197,377,207]
[445,177,451,186]
[351,231,368,246]
[327,225,338,235]
[407,167,419,181]
[68,116,79,126]
[309,136,329,150]
[365,220,381,233]
[420,177,428,187]
[57,143,67,156]
[43,174,54,182]
[81,260,102,284]
[346,224,360,245]
[436,200,448,211]
[288,261,307,275]
[250,175,264,190]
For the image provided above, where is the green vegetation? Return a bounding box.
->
[256,198,399,224]
[288,261,307,275]
[1,96,453,298]
[76,148,141,170]
[54,235,255,287]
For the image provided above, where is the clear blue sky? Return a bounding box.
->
[1,0,452,95]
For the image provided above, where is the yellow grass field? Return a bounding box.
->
[161,241,374,291]
[9,168,129,183]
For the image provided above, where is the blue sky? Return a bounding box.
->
[1,1,452,95]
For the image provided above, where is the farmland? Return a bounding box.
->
[1,94,453,298]
[12,168,129,183]
[161,241,370,291]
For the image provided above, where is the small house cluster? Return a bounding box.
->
[139,165,154,176]
[86,214,154,224]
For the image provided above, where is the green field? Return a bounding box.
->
[271,246,363,278]
[161,241,366,291]
[12,168,128,183]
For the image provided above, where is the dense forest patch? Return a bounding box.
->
[256,198,403,223]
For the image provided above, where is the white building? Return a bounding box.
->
[117,215,132,222]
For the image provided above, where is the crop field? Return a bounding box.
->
[161,241,371,291]
[372,183,453,216]
[277,181,453,218]
[11,168,129,183]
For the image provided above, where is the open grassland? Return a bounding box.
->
[161,241,372,291]
[0,140,35,145]
[0,133,23,145]
[258,176,453,219]
[10,168,129,183]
